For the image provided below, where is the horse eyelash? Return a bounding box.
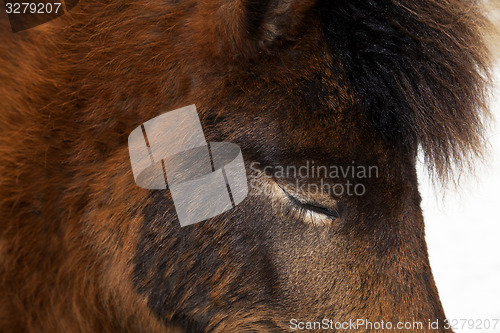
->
[296,201,340,220]
[290,201,340,221]
[278,184,340,221]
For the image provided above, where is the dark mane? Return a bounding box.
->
[319,0,492,182]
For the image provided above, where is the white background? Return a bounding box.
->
[421,62,500,332]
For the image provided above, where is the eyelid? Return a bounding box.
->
[276,182,340,220]
[296,200,340,220]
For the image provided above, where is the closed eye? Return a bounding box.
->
[277,183,340,221]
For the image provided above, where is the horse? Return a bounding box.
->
[0,0,491,332]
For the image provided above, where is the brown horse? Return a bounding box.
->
[0,0,491,332]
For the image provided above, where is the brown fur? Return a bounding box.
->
[0,0,492,332]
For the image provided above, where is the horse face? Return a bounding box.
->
[0,0,489,332]
[123,1,476,331]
